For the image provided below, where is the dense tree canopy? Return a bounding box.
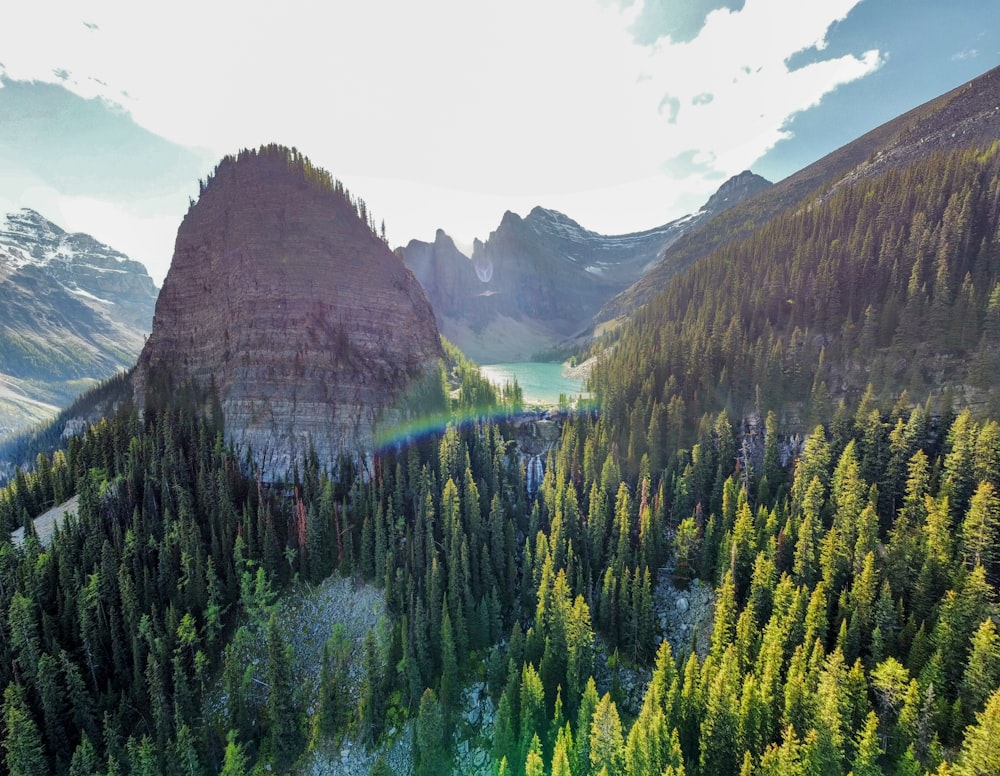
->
[0,142,999,775]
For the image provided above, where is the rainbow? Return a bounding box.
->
[374,397,599,452]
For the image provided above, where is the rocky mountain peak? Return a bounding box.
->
[0,208,158,440]
[700,170,772,216]
[434,228,459,250]
[134,145,443,477]
[1,208,65,244]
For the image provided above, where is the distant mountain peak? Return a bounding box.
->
[1,209,66,261]
[0,208,158,440]
[1,207,145,275]
[700,171,772,216]
[4,207,64,233]
[523,206,600,241]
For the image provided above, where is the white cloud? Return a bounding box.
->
[0,0,881,247]
[626,0,882,187]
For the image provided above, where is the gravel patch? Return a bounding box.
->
[654,567,715,662]
[11,494,80,548]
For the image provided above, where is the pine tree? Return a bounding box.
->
[960,618,1000,719]
[589,693,625,776]
[440,608,459,720]
[758,725,804,776]
[709,571,737,659]
[575,677,600,776]
[519,663,546,769]
[361,629,386,746]
[2,684,48,776]
[625,695,669,776]
[67,735,100,776]
[851,711,884,776]
[525,733,545,776]
[551,724,574,776]
[415,688,447,776]
[954,688,1000,776]
[219,730,250,776]
[265,612,300,767]
[959,481,999,571]
[699,647,741,776]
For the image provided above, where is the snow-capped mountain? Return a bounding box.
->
[0,209,158,439]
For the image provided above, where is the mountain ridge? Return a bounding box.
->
[0,208,158,439]
[403,170,770,362]
[600,64,1000,322]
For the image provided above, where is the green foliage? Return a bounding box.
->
[4,138,1000,776]
[415,688,448,776]
[590,144,1000,455]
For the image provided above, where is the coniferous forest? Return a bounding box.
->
[2,144,1000,776]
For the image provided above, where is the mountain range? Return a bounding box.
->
[3,66,1000,459]
[2,63,1000,776]
[599,64,1000,323]
[402,171,770,362]
[0,209,157,440]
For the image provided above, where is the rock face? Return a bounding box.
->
[403,172,770,362]
[402,229,491,324]
[0,209,158,439]
[134,146,442,476]
[700,170,772,216]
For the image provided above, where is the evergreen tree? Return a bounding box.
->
[440,608,459,720]
[589,693,625,775]
[415,688,447,776]
[219,730,250,776]
[2,684,48,776]
[960,618,1000,719]
[954,688,1000,776]
[551,724,574,776]
[525,733,545,776]
[265,612,300,767]
[851,711,884,776]
[959,482,999,572]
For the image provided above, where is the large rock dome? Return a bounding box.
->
[134,145,442,476]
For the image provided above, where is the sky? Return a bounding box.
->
[0,0,997,285]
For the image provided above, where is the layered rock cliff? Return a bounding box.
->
[134,146,442,476]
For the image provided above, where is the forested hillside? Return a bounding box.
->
[2,341,1000,774]
[590,143,1000,474]
[2,114,1000,776]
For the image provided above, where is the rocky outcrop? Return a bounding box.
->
[134,146,442,477]
[402,229,491,322]
[0,209,158,439]
[699,170,772,217]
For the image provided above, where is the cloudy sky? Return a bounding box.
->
[0,0,996,284]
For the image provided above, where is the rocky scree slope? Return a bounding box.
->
[0,209,157,438]
[133,146,443,477]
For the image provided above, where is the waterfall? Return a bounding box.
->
[526,454,544,497]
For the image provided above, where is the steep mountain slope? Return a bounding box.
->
[403,171,769,362]
[591,128,1000,471]
[601,64,1000,322]
[0,209,158,438]
[133,145,443,477]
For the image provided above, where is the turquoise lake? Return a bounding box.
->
[479,362,588,406]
